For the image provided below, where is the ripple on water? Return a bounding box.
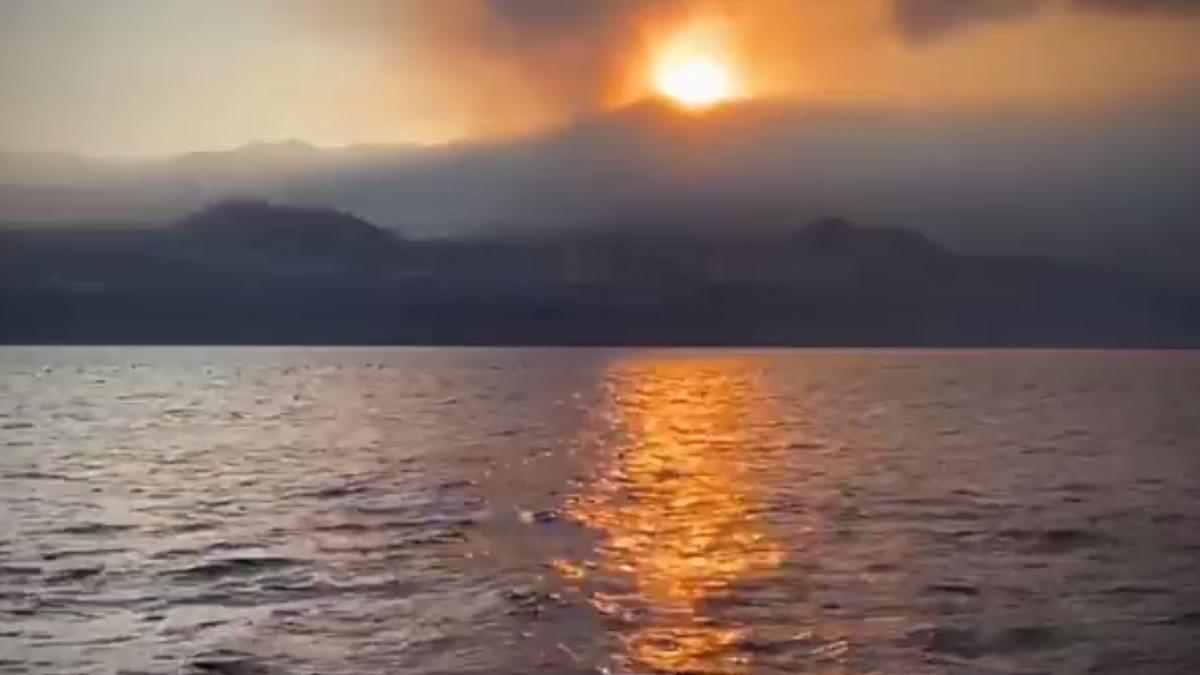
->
[161,556,303,582]
[993,526,1112,554]
[39,523,138,537]
[1,348,1198,675]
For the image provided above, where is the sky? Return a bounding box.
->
[1,0,1199,156]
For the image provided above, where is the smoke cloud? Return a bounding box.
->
[4,0,1199,154]
[892,0,1046,42]
[1073,0,1200,14]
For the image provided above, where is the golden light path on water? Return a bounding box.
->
[561,356,789,673]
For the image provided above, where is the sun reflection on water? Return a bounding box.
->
[564,356,786,673]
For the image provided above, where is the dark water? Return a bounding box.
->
[2,348,1199,675]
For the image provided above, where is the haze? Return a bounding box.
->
[1,0,1198,284]
[5,5,1200,674]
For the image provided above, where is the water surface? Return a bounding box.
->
[1,348,1198,674]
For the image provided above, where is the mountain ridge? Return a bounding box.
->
[2,200,1195,346]
[2,98,1197,282]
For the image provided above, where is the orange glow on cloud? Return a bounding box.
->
[27,0,1195,155]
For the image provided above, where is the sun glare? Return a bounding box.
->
[651,20,739,110]
[654,57,733,109]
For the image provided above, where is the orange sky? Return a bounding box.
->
[2,0,1198,155]
[344,0,1200,143]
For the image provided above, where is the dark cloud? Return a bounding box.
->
[1072,0,1200,14]
[484,0,647,28]
[467,0,662,104]
[893,0,1046,42]
[483,0,1200,52]
[309,0,676,118]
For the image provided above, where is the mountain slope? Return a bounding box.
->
[2,205,1196,346]
[2,100,1197,281]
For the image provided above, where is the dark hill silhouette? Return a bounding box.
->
[3,99,1196,285]
[174,200,400,262]
[1,205,1196,346]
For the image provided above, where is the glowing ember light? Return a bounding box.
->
[651,20,739,109]
[654,57,734,108]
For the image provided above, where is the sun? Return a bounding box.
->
[654,56,734,109]
[649,19,740,110]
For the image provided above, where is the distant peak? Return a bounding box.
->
[235,139,319,154]
[172,199,400,260]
